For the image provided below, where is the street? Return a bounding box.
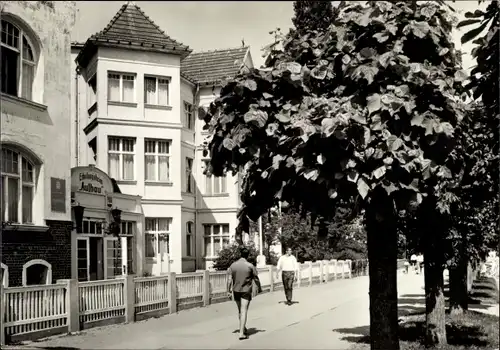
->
[9,273,425,350]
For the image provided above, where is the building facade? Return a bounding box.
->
[1,1,77,287]
[70,165,144,281]
[71,2,252,274]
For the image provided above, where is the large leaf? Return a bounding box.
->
[366,94,381,114]
[357,178,370,199]
[244,109,268,128]
[456,18,482,29]
[464,9,486,19]
[461,19,490,44]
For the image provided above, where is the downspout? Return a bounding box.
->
[75,66,81,166]
[193,82,200,270]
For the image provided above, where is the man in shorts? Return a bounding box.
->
[227,247,262,340]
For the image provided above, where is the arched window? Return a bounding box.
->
[1,147,37,224]
[22,259,52,286]
[1,262,9,287]
[1,18,37,100]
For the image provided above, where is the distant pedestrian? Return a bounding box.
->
[276,247,299,305]
[417,253,424,274]
[227,247,262,340]
[410,253,417,272]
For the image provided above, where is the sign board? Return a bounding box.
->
[71,166,114,195]
[51,178,66,213]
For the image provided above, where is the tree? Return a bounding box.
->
[447,0,500,314]
[201,2,464,348]
[292,0,336,36]
[459,0,499,119]
[213,242,279,270]
[446,102,499,314]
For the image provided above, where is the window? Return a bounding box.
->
[204,224,230,257]
[204,160,227,195]
[22,259,52,286]
[183,101,194,130]
[145,139,170,182]
[186,221,194,257]
[107,72,135,103]
[108,137,135,181]
[81,218,104,234]
[185,157,193,193]
[145,218,172,258]
[120,221,135,235]
[87,74,97,109]
[1,148,35,224]
[1,19,36,99]
[127,236,134,274]
[144,76,170,106]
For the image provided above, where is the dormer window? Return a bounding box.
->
[1,19,36,100]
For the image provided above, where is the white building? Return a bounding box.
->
[70,2,253,274]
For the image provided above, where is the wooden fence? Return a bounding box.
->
[1,259,369,344]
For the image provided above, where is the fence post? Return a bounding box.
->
[168,272,177,314]
[307,261,313,286]
[324,260,330,282]
[203,270,210,307]
[57,279,79,333]
[124,275,135,323]
[0,283,5,346]
[338,260,344,279]
[319,261,324,284]
[346,260,352,279]
[331,259,337,280]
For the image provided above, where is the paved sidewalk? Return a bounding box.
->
[8,274,424,350]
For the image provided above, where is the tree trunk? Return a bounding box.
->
[449,233,468,315]
[365,189,400,350]
[424,260,447,345]
[449,261,468,315]
[423,202,447,346]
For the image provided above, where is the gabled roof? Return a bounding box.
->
[181,46,250,86]
[76,2,191,67]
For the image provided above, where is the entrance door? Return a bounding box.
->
[104,237,124,279]
[77,237,90,282]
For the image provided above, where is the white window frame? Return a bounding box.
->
[183,101,194,130]
[185,157,194,193]
[145,218,172,259]
[203,160,227,195]
[107,72,136,103]
[22,259,52,286]
[186,221,194,257]
[144,75,170,106]
[203,224,230,258]
[144,139,171,182]
[108,137,136,181]
[1,147,36,224]
[1,19,37,100]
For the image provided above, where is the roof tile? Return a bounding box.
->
[181,47,249,85]
[89,2,191,57]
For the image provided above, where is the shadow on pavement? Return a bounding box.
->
[232,327,266,337]
[332,325,370,344]
[278,301,300,305]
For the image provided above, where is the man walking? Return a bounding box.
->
[227,247,262,340]
[276,247,299,305]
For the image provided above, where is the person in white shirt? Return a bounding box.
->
[276,247,299,305]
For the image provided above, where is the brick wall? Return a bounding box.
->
[1,220,72,287]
